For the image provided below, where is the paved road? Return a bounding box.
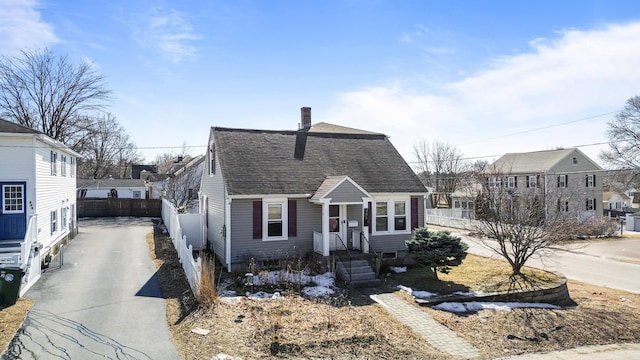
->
[456,232,640,294]
[2,217,180,360]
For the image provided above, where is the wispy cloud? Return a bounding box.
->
[132,7,201,64]
[0,0,59,55]
[325,22,640,165]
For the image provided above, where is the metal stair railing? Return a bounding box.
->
[335,233,353,283]
[360,231,381,276]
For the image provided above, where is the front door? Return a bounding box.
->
[329,204,347,250]
[0,182,27,240]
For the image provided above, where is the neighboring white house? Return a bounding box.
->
[77,178,148,199]
[0,118,80,295]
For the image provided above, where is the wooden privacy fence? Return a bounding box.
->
[162,198,202,296]
[78,198,162,217]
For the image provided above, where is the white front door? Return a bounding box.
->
[329,204,347,250]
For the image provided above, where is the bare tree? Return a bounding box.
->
[156,156,204,209]
[0,48,111,149]
[154,142,191,174]
[474,170,578,276]
[77,113,142,179]
[413,140,467,193]
[601,95,640,169]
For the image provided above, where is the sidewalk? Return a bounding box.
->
[366,290,479,359]
[497,343,640,359]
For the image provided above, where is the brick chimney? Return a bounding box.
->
[300,107,311,130]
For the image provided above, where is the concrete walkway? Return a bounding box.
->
[368,291,479,359]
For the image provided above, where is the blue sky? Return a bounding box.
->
[2,0,640,167]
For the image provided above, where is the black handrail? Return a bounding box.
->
[335,233,353,283]
[360,231,381,276]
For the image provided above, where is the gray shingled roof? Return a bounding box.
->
[213,126,426,196]
[0,118,42,134]
[487,148,597,174]
[77,178,147,189]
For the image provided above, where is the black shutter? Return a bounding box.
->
[514,176,518,188]
[557,176,560,187]
[288,199,297,237]
[585,174,588,187]
[411,198,419,230]
[593,174,596,186]
[253,200,262,239]
[593,198,597,211]
[368,202,372,234]
[565,175,568,187]
[526,176,530,188]
[536,175,540,188]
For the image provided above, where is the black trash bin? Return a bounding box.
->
[0,267,25,306]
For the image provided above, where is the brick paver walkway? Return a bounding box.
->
[369,292,479,359]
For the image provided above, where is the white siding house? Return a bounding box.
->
[0,119,80,295]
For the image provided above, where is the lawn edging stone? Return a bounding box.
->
[415,272,573,307]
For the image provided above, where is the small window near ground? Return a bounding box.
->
[381,252,397,259]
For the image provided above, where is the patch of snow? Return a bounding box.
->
[246,291,283,300]
[433,302,562,313]
[389,266,407,273]
[397,285,437,299]
[302,285,335,298]
[219,289,237,297]
[453,291,482,297]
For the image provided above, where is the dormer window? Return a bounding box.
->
[572,156,578,165]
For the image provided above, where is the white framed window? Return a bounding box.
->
[572,156,578,165]
[558,200,569,212]
[208,142,216,176]
[263,199,287,240]
[50,210,58,234]
[586,174,596,188]
[51,151,57,176]
[586,198,596,211]
[394,201,407,231]
[60,155,67,176]
[506,176,516,189]
[526,175,538,188]
[557,175,568,188]
[70,157,76,178]
[375,202,388,232]
[2,185,24,213]
[61,207,67,229]
[487,177,500,188]
[374,198,410,234]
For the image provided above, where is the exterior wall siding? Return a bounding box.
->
[369,196,423,254]
[200,134,227,266]
[33,139,77,251]
[229,198,320,267]
[327,181,367,203]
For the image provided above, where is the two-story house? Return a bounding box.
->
[200,108,428,278]
[0,118,79,296]
[484,148,602,221]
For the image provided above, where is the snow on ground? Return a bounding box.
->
[218,271,338,300]
[389,266,407,273]
[433,302,562,313]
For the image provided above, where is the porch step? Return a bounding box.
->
[336,259,380,288]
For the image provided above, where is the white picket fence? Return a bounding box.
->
[161,198,202,296]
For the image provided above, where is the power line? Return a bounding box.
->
[458,111,616,146]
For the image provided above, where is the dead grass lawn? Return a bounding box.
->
[0,297,33,354]
[148,221,640,360]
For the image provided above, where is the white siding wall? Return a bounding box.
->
[200,133,227,266]
[0,135,37,220]
[33,138,77,251]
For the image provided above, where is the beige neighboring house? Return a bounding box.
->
[603,191,632,211]
[484,148,603,221]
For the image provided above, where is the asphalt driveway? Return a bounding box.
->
[2,217,180,360]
